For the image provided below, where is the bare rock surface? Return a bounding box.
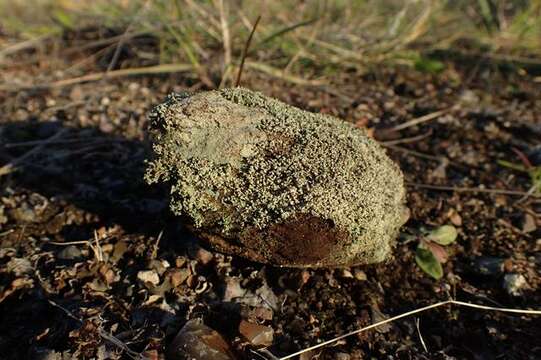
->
[167,320,236,360]
[145,88,407,267]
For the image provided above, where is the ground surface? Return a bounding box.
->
[1,34,541,360]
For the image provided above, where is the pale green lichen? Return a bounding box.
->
[145,88,406,266]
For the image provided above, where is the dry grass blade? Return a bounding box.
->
[0,33,56,59]
[390,108,451,131]
[216,0,232,70]
[0,63,193,92]
[382,130,433,146]
[415,318,428,352]
[407,182,541,198]
[236,15,261,87]
[245,61,325,86]
[255,18,319,50]
[278,299,541,359]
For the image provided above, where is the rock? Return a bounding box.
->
[6,257,32,276]
[137,270,160,286]
[238,320,274,346]
[146,88,407,267]
[353,268,367,281]
[522,213,536,233]
[370,304,391,333]
[503,273,528,296]
[167,319,236,360]
[170,268,191,287]
[58,245,83,260]
[189,245,214,265]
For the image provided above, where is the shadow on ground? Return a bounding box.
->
[0,120,179,239]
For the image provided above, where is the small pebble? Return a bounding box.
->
[167,320,236,360]
[7,258,32,276]
[503,274,528,296]
[238,320,274,346]
[58,245,82,260]
[137,270,160,286]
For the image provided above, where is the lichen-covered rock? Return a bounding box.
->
[145,88,407,267]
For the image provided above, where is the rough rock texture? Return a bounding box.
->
[145,88,407,267]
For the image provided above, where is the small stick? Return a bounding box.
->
[44,240,90,246]
[382,130,432,146]
[151,230,164,259]
[390,108,451,132]
[235,15,261,87]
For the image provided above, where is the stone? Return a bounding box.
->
[167,320,236,360]
[503,273,528,296]
[137,270,160,286]
[6,257,32,276]
[522,213,536,233]
[238,320,274,346]
[145,88,407,267]
[58,245,83,260]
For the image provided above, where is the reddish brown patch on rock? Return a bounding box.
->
[193,214,351,267]
[270,215,347,263]
[240,214,350,266]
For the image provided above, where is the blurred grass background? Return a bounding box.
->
[1,0,540,87]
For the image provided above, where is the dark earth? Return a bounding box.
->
[1,28,540,360]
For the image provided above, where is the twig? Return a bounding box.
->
[0,33,56,58]
[44,240,90,246]
[0,64,193,92]
[407,182,540,198]
[390,108,451,132]
[91,230,104,263]
[236,15,261,87]
[382,130,433,146]
[515,183,539,204]
[385,144,446,162]
[0,128,69,177]
[277,299,541,360]
[151,230,164,260]
[63,30,151,55]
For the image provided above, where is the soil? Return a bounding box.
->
[1,34,540,360]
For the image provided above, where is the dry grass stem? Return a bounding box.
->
[278,299,541,359]
[407,182,541,198]
[245,61,325,86]
[0,63,193,91]
[235,15,261,87]
[382,130,433,146]
[390,108,451,132]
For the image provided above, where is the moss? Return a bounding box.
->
[145,88,407,267]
